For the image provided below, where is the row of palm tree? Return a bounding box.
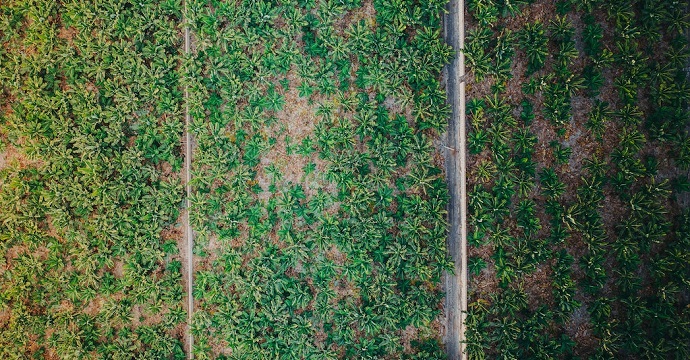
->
[187,0,452,358]
[465,0,690,358]
[0,0,188,358]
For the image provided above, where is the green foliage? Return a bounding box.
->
[186,0,452,358]
[468,0,499,26]
[466,0,690,358]
[0,0,186,357]
[469,257,488,276]
[519,22,549,74]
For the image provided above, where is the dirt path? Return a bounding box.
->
[183,7,194,359]
[443,0,467,359]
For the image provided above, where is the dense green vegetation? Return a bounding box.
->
[9,0,688,359]
[1,0,454,359]
[186,0,452,358]
[0,0,186,358]
[465,0,690,358]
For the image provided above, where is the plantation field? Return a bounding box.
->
[186,0,452,358]
[1,0,453,359]
[0,1,187,358]
[3,0,690,359]
[465,0,690,358]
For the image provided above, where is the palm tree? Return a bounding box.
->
[519,22,549,74]
[468,0,499,26]
[586,100,612,140]
[468,129,488,154]
[469,256,487,276]
[466,42,492,82]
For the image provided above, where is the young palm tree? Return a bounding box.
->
[519,22,549,74]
